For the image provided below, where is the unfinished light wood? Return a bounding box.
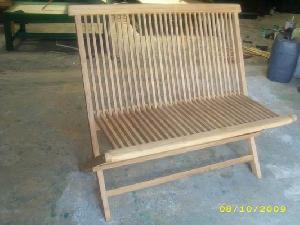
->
[90,132,259,172]
[107,155,253,197]
[71,4,297,221]
[103,114,296,163]
[71,5,250,114]
[96,170,111,221]
[248,137,262,178]
[69,4,241,16]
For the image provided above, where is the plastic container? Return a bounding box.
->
[267,38,300,83]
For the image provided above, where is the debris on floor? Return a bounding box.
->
[243,46,270,59]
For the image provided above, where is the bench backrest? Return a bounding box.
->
[70,4,246,115]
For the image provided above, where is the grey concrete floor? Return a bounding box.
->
[1,14,300,225]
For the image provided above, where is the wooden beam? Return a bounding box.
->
[106,155,253,197]
[90,132,258,172]
[248,137,262,178]
[97,170,111,221]
[69,4,241,16]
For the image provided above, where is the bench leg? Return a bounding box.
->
[247,137,262,179]
[97,170,111,221]
[20,23,26,33]
[4,18,14,51]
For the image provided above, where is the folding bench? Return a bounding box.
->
[69,4,297,221]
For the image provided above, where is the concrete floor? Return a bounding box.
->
[1,14,300,225]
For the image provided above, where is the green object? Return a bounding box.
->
[292,28,300,41]
[3,1,107,51]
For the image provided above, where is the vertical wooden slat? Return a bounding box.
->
[114,15,129,109]
[223,13,235,94]
[90,16,106,112]
[75,15,101,156]
[102,15,118,112]
[207,13,220,98]
[179,13,192,101]
[232,12,248,95]
[211,13,224,97]
[194,12,208,99]
[143,13,157,108]
[188,13,201,98]
[131,15,146,107]
[219,13,231,96]
[153,13,168,105]
[168,13,181,102]
[148,14,163,106]
[119,15,134,109]
[83,15,100,114]
[137,14,151,106]
[228,13,240,94]
[126,14,141,109]
[185,13,197,99]
[214,13,226,96]
[174,13,187,102]
[109,15,123,111]
[96,15,111,112]
[201,13,213,99]
[159,13,174,104]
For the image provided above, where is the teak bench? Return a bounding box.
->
[69,4,296,221]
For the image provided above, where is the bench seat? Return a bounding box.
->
[96,94,295,162]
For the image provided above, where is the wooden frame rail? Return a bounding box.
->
[69,4,241,16]
[87,132,259,172]
[106,155,253,197]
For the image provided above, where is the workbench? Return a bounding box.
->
[3,1,107,50]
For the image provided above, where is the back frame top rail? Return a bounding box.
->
[69,4,241,16]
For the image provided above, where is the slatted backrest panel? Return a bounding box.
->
[70,4,246,115]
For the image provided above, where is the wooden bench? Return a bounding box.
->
[69,4,296,221]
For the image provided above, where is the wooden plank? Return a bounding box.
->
[106,155,253,197]
[232,12,247,94]
[90,132,259,171]
[127,111,160,141]
[118,113,146,144]
[97,115,125,148]
[105,115,297,162]
[69,4,241,16]
[97,170,111,221]
[143,108,178,138]
[74,15,101,157]
[248,137,262,178]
